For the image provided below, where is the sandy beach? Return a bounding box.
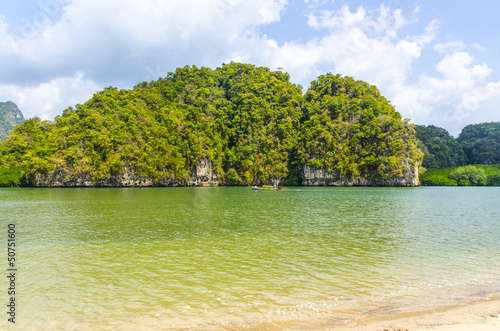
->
[196,296,500,331]
[340,297,500,331]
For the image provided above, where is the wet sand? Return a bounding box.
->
[339,297,500,330]
[202,296,500,331]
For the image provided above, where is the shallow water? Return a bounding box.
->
[1,187,499,329]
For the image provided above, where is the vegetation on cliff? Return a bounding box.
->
[406,123,500,186]
[0,63,421,187]
[298,74,421,183]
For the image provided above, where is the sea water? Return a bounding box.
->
[1,186,499,329]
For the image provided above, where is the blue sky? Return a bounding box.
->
[1,0,499,135]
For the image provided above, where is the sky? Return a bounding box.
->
[1,0,500,136]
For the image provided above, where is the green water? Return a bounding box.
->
[1,187,500,330]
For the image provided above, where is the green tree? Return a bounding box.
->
[448,165,487,186]
[227,168,240,185]
[0,165,22,186]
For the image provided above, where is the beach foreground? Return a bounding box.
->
[242,297,500,330]
[189,296,500,331]
[333,297,500,331]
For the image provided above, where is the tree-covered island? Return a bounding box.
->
[0,63,422,187]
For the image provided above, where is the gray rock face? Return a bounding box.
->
[0,101,25,141]
[31,157,419,187]
[186,157,219,186]
[301,161,419,187]
[32,158,219,187]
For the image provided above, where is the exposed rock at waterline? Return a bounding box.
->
[301,162,419,187]
[32,158,219,187]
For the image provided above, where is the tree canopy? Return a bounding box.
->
[0,63,421,187]
[420,164,500,186]
[298,73,421,183]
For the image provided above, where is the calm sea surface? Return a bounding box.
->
[1,187,499,330]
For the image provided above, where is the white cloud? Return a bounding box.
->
[1,1,500,136]
[278,4,434,94]
[0,72,99,120]
[393,51,500,136]
[2,0,289,84]
[436,52,491,82]
[434,41,465,54]
[227,4,431,93]
[303,0,331,9]
[472,43,487,52]
[307,6,367,29]
[0,0,288,118]
[271,5,500,136]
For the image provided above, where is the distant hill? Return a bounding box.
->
[458,122,500,165]
[414,125,467,170]
[0,102,25,141]
[415,122,500,169]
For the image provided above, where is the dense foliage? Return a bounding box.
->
[0,63,421,187]
[298,74,421,182]
[448,165,486,186]
[0,101,24,141]
[414,125,467,170]
[458,122,500,165]
[0,165,22,187]
[420,164,500,186]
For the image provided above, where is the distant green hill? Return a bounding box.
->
[415,122,500,170]
[0,63,422,187]
[0,101,24,141]
[414,125,467,170]
[458,122,500,165]
[415,122,500,186]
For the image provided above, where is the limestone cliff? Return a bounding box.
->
[186,157,219,186]
[31,155,420,187]
[32,158,219,187]
[0,101,24,141]
[301,160,419,187]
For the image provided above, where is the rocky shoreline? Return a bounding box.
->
[31,158,420,187]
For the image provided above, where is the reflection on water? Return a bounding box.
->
[1,187,500,329]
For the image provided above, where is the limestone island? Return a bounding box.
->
[0,63,422,187]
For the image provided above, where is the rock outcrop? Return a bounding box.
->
[301,161,419,187]
[31,156,420,187]
[186,157,219,186]
[0,101,24,141]
[32,158,219,187]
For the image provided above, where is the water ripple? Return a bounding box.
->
[1,187,499,329]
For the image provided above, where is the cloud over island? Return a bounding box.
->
[0,0,499,135]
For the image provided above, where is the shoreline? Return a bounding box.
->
[184,294,500,330]
[333,296,500,330]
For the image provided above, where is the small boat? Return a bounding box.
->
[249,184,282,191]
